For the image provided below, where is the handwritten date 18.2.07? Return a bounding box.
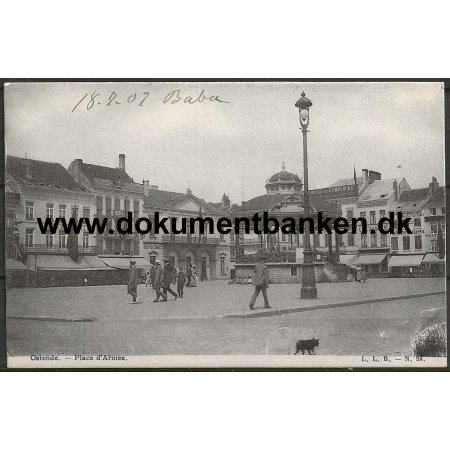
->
[72,91,149,112]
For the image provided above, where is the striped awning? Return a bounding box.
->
[25,255,114,271]
[422,253,446,264]
[99,257,151,270]
[350,254,387,266]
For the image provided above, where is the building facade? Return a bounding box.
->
[142,187,231,280]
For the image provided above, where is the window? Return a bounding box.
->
[46,203,54,218]
[169,256,175,267]
[25,228,34,247]
[380,210,386,218]
[133,199,140,216]
[114,197,121,211]
[430,222,438,234]
[26,202,34,220]
[431,208,436,215]
[414,218,421,228]
[380,234,387,247]
[369,211,376,224]
[149,255,156,265]
[391,237,398,251]
[360,211,366,219]
[314,234,320,248]
[46,234,53,248]
[281,233,287,242]
[124,240,131,255]
[402,236,410,250]
[96,196,103,215]
[58,230,66,247]
[442,223,446,233]
[290,266,298,276]
[105,197,112,216]
[431,241,438,252]
[220,256,225,274]
[414,235,422,250]
[59,204,66,218]
[186,256,191,269]
[71,205,79,218]
[442,207,446,215]
[82,207,90,220]
[371,233,377,247]
[82,232,89,248]
[361,234,367,248]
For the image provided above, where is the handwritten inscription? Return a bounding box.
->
[72,89,229,112]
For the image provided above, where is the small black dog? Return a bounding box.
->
[294,338,319,355]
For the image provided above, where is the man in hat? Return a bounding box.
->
[163,261,178,300]
[128,261,140,304]
[249,256,271,310]
[176,267,186,298]
[153,260,167,302]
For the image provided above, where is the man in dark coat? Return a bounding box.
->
[153,260,167,302]
[177,267,186,298]
[127,261,140,304]
[163,262,178,300]
[249,256,271,310]
[185,265,192,287]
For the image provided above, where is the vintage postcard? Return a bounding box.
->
[4,81,447,368]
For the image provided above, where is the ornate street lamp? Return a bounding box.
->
[295,91,318,299]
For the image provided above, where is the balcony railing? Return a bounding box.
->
[19,244,98,255]
[161,235,220,245]
[237,251,296,264]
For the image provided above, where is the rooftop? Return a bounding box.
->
[6,156,88,192]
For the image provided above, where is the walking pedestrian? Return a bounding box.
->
[150,264,156,287]
[186,264,192,287]
[163,262,178,300]
[190,265,198,287]
[145,271,151,287]
[153,260,167,302]
[249,256,271,310]
[127,261,140,304]
[177,267,186,298]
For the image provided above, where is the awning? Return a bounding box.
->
[6,258,31,271]
[388,254,424,268]
[25,255,114,271]
[340,254,358,265]
[351,254,387,266]
[99,256,151,270]
[422,253,446,264]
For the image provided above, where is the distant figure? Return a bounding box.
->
[127,261,140,304]
[177,267,186,298]
[249,257,271,310]
[247,276,252,284]
[145,271,151,287]
[186,265,192,287]
[84,277,88,286]
[153,260,167,302]
[190,265,198,287]
[163,262,178,300]
[150,265,156,287]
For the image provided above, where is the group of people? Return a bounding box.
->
[127,260,199,304]
[128,256,271,311]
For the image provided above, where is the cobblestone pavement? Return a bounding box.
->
[6,277,445,321]
[7,293,446,356]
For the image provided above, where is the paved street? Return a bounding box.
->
[6,278,446,356]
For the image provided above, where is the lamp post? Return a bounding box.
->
[295,91,318,299]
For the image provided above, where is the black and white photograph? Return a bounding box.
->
[4,81,447,368]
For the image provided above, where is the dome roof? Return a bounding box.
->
[268,163,301,183]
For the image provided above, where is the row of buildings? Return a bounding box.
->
[5,154,446,287]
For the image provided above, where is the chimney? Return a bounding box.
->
[222,193,231,207]
[143,180,150,196]
[362,169,369,186]
[24,161,32,178]
[393,180,398,202]
[119,154,125,171]
[72,158,83,182]
[368,170,381,185]
[429,176,439,197]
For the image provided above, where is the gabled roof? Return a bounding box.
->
[79,162,133,184]
[144,189,220,214]
[358,178,402,203]
[328,177,363,188]
[398,188,430,203]
[6,156,88,192]
[237,193,340,215]
[425,186,445,206]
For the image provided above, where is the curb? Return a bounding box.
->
[222,291,446,319]
[7,316,96,323]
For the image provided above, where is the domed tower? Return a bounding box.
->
[265,162,303,194]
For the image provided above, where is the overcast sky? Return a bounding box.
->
[5,81,445,203]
